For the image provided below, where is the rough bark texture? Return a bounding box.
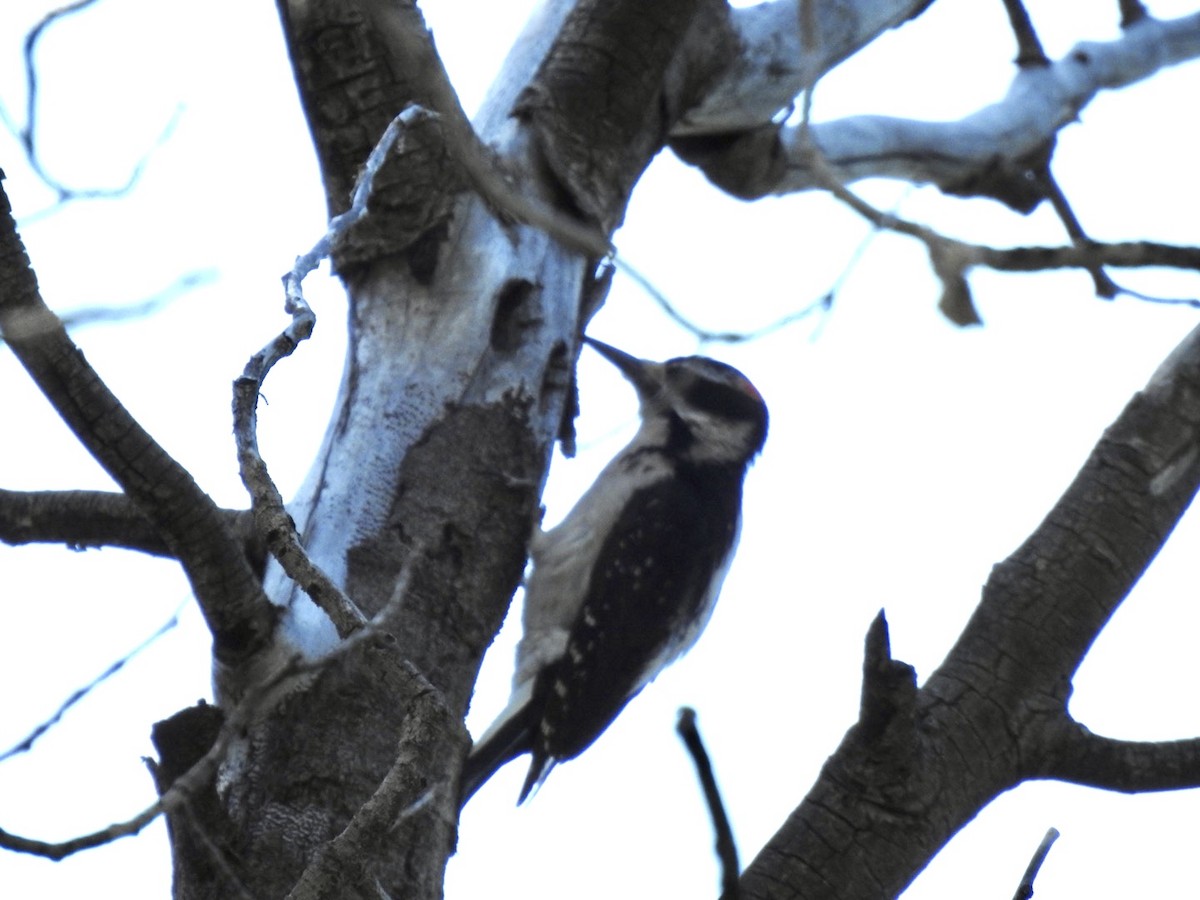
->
[737,323,1200,899]
[514,0,723,230]
[276,0,464,275]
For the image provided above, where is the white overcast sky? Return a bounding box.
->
[2,1,1200,898]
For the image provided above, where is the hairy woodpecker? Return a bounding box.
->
[461,337,768,805]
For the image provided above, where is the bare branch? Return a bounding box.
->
[14,105,183,223]
[0,607,183,762]
[674,0,936,136]
[676,708,740,900]
[0,556,428,861]
[0,489,260,566]
[797,136,1200,323]
[616,251,837,345]
[1027,162,1118,298]
[738,319,1200,899]
[6,0,182,211]
[1036,721,1200,793]
[977,241,1200,275]
[0,174,274,685]
[15,0,105,162]
[0,270,216,347]
[1012,828,1060,900]
[942,318,1200,695]
[676,11,1200,207]
[2,489,168,556]
[54,269,216,332]
[999,0,1050,67]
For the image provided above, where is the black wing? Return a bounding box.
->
[533,462,744,770]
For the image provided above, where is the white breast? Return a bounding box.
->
[512,428,674,690]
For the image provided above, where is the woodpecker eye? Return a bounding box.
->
[670,361,765,424]
[687,378,763,423]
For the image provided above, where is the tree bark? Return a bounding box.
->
[157,0,722,896]
[737,321,1200,899]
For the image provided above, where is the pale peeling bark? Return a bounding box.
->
[672,6,1200,208]
[673,0,937,135]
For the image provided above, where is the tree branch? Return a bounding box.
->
[0,488,255,559]
[0,559,436,863]
[514,0,719,232]
[1012,828,1059,900]
[0,172,275,691]
[5,0,182,217]
[797,136,1200,323]
[616,254,835,345]
[363,5,611,257]
[1026,161,1119,298]
[1034,720,1200,793]
[0,607,182,762]
[674,11,1200,207]
[858,610,918,744]
[737,316,1200,900]
[944,319,1200,695]
[677,708,740,900]
[672,0,935,136]
[1118,0,1148,28]
[1000,0,1050,68]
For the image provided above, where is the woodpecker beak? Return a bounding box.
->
[583,337,662,399]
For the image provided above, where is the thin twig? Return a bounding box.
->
[0,605,184,762]
[1000,0,1050,67]
[19,0,104,158]
[231,109,435,639]
[0,557,422,860]
[676,708,739,900]
[0,269,217,344]
[1104,283,1200,308]
[9,0,182,211]
[1029,163,1118,298]
[1012,827,1060,900]
[795,111,1200,322]
[616,257,832,346]
[0,489,257,559]
[618,182,907,345]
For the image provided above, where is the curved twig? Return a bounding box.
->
[677,707,740,899]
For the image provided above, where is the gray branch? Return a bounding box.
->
[1035,720,1200,793]
[673,6,1200,205]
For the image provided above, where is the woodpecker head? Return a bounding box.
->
[584,337,769,466]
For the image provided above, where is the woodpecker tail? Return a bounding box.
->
[459,696,538,808]
[517,750,555,804]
